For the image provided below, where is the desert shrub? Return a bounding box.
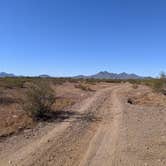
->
[84,79,97,85]
[140,79,166,95]
[24,81,55,120]
[75,84,94,91]
[105,79,122,83]
[51,78,67,85]
[152,79,166,94]
[0,78,25,89]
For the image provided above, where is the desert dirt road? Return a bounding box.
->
[0,84,166,166]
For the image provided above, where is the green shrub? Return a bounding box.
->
[24,81,55,120]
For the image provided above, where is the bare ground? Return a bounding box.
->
[0,83,166,166]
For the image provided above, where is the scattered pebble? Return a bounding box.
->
[8,160,12,164]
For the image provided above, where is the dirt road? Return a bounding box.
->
[0,84,166,166]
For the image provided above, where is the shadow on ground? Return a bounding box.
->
[0,110,101,141]
[38,110,101,123]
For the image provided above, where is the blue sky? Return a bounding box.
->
[0,0,166,77]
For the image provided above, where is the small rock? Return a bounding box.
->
[24,129,31,133]
[25,135,29,139]
[8,160,12,164]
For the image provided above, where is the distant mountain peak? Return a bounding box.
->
[99,71,109,73]
[97,71,110,74]
[74,71,144,79]
[38,74,51,78]
[0,72,16,78]
[0,71,148,79]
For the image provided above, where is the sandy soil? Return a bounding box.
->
[0,83,166,166]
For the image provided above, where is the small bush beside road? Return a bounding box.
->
[24,81,55,120]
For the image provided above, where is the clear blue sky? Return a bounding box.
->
[0,0,166,77]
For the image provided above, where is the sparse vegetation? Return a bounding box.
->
[151,80,166,95]
[0,75,166,138]
[132,84,139,89]
[75,83,94,91]
[24,81,55,120]
[0,76,165,95]
[80,112,101,123]
[0,96,16,105]
[54,98,75,110]
[0,78,25,89]
[135,78,166,95]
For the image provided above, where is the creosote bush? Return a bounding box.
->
[24,81,55,120]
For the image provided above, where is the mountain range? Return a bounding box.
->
[0,72,51,78]
[74,71,145,79]
[0,71,147,79]
[0,72,16,78]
